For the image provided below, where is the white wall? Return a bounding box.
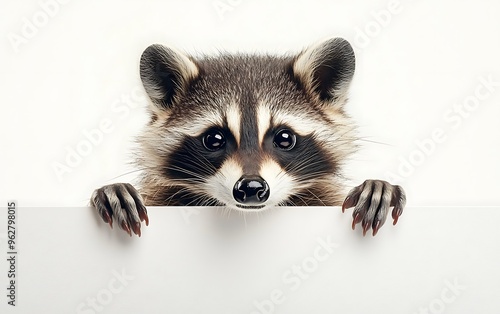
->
[0,0,499,313]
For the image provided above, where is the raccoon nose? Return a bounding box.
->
[233,176,270,204]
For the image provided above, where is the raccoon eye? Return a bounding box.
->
[273,129,296,150]
[202,129,226,151]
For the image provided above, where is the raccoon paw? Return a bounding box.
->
[90,183,149,237]
[342,180,406,236]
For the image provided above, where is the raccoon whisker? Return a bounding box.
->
[159,179,210,190]
[137,166,212,186]
[282,200,290,206]
[167,187,212,206]
[167,147,217,177]
[142,176,211,203]
[197,198,215,206]
[224,207,232,219]
[108,168,144,181]
[333,140,360,150]
[256,210,262,222]
[185,145,218,171]
[185,195,208,206]
[291,171,332,182]
[170,160,215,177]
[288,192,310,206]
[164,165,209,181]
[283,150,324,173]
[331,128,359,143]
[217,206,233,218]
[296,196,314,206]
[285,159,331,179]
[164,186,216,207]
[195,191,221,206]
[109,164,165,182]
[287,161,330,176]
[202,196,220,206]
[305,188,327,206]
[176,186,216,206]
[163,186,192,205]
[146,180,170,203]
[176,160,215,178]
[328,138,357,149]
[332,136,357,144]
[355,137,390,146]
[281,199,296,206]
[242,212,247,229]
[217,206,225,218]
[175,194,204,206]
[291,187,329,205]
[161,179,205,186]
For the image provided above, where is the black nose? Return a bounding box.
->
[233,176,270,204]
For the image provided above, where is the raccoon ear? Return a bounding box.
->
[140,44,199,109]
[292,38,355,103]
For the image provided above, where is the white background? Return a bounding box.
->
[0,0,499,313]
[1,0,499,207]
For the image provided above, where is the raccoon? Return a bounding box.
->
[90,38,406,237]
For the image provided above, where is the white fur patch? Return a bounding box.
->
[226,104,241,145]
[259,157,295,207]
[293,40,326,93]
[204,157,243,207]
[272,111,318,136]
[172,47,199,80]
[144,45,199,102]
[292,38,353,108]
[176,111,224,137]
[257,104,271,145]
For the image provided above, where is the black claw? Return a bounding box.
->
[138,206,149,226]
[99,208,109,223]
[372,221,381,236]
[107,217,113,229]
[392,205,403,225]
[342,196,353,213]
[343,184,364,212]
[352,213,362,230]
[362,220,371,236]
[131,222,142,237]
[121,221,132,237]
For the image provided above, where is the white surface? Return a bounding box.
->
[0,206,499,313]
[1,1,500,313]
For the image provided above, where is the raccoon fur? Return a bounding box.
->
[90,38,406,237]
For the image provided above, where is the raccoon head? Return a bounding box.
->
[137,38,357,211]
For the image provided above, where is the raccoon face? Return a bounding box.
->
[138,38,357,211]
